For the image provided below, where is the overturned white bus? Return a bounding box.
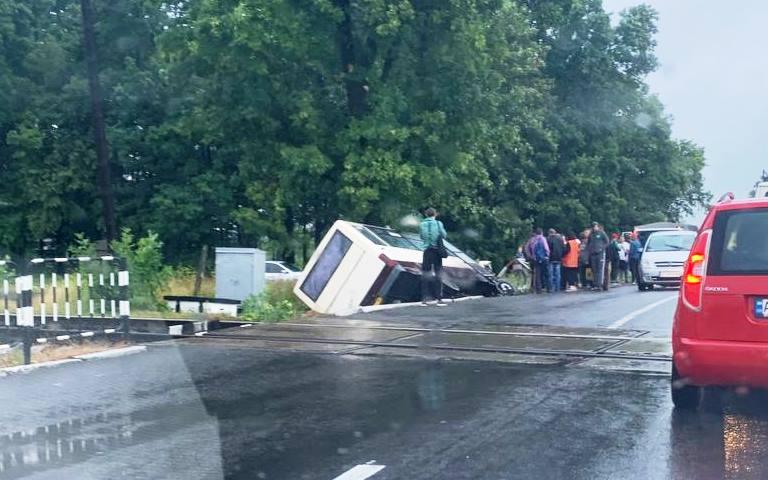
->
[293,220,508,315]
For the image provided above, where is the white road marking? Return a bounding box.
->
[332,464,386,480]
[608,295,677,329]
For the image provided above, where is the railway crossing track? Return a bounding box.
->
[179,321,672,364]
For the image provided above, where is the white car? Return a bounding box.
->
[638,230,696,291]
[266,261,302,282]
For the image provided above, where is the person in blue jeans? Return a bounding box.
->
[527,228,550,294]
[546,228,565,292]
[628,233,643,284]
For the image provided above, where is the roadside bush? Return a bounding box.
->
[241,280,306,323]
[265,280,307,312]
[111,229,170,309]
[68,233,97,258]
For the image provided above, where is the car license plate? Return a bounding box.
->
[660,269,682,279]
[755,298,768,318]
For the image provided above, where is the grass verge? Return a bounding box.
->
[0,340,131,368]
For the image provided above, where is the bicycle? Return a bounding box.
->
[497,256,531,294]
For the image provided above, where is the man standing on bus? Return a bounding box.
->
[420,207,448,306]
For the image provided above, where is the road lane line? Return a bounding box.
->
[608,295,677,329]
[332,464,386,480]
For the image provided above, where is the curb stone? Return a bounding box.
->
[0,345,148,377]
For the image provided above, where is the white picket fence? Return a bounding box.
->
[0,256,129,328]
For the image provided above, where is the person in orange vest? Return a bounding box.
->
[562,232,581,292]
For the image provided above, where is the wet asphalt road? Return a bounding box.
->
[355,285,679,337]
[2,287,768,480]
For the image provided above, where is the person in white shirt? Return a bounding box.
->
[618,234,631,283]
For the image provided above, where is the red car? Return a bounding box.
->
[672,196,768,409]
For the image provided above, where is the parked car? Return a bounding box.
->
[672,196,768,409]
[266,261,302,282]
[637,230,696,291]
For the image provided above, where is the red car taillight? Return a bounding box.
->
[682,230,711,310]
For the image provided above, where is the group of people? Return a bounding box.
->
[417,208,646,304]
[522,223,644,294]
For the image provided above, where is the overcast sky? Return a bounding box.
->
[603,0,767,206]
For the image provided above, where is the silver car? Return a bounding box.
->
[638,230,697,291]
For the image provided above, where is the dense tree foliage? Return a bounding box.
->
[0,0,708,266]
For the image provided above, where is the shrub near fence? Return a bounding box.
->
[70,230,168,310]
[241,280,307,323]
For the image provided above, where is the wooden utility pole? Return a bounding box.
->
[81,0,118,241]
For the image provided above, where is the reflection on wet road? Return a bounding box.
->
[1,343,768,479]
[666,391,768,480]
[0,413,129,476]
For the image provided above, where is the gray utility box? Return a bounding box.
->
[215,247,266,301]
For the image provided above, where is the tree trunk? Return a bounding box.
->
[80,0,118,242]
[314,218,327,245]
[282,207,296,263]
[193,245,208,296]
[335,0,368,117]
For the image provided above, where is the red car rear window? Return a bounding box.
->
[710,208,768,275]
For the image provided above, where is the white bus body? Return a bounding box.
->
[293,220,489,315]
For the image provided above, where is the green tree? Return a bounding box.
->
[521,1,709,237]
[0,0,710,271]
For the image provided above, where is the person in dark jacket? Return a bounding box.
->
[523,230,537,292]
[587,222,609,291]
[628,233,643,284]
[547,228,566,293]
[608,233,621,285]
[578,230,591,288]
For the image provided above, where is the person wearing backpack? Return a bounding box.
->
[420,207,448,306]
[530,228,550,294]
